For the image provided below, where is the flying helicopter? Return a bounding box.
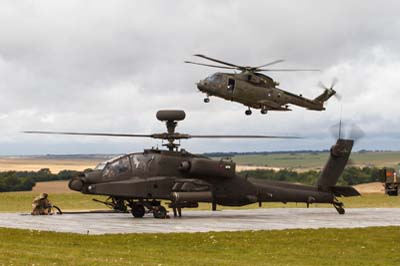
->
[185,54,340,115]
[24,110,359,219]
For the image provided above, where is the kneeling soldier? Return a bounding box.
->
[31,193,52,215]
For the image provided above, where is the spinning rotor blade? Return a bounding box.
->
[257,68,320,72]
[193,54,240,68]
[349,124,365,141]
[329,122,365,142]
[190,54,319,73]
[23,131,153,138]
[334,93,342,101]
[255,59,285,69]
[24,131,301,140]
[318,77,338,90]
[184,61,236,70]
[188,134,301,139]
[318,78,341,100]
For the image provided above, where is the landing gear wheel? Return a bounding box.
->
[131,204,145,218]
[333,200,345,215]
[261,109,268,114]
[153,206,167,219]
[337,207,345,215]
[204,97,210,103]
[245,109,252,116]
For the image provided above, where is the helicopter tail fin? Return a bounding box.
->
[314,89,336,104]
[316,139,353,192]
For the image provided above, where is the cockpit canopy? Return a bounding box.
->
[206,73,224,83]
[95,153,156,179]
[95,155,131,179]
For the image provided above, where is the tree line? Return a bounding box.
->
[0,166,385,192]
[0,168,85,192]
[241,166,383,186]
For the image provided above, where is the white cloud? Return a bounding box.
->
[0,0,400,154]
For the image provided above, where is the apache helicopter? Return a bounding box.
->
[25,110,359,219]
[186,54,340,115]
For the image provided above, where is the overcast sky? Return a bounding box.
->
[0,0,400,155]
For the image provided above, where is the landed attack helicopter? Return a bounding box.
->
[186,54,340,115]
[25,110,359,219]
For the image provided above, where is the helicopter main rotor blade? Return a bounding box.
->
[257,68,320,72]
[188,134,302,139]
[255,59,285,69]
[23,131,301,140]
[193,54,241,68]
[184,61,236,70]
[23,131,153,138]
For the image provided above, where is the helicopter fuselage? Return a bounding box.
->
[197,72,334,113]
[68,142,356,211]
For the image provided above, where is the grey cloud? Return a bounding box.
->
[0,0,400,154]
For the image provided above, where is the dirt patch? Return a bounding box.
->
[353,182,384,194]
[0,158,102,173]
[236,165,282,172]
[32,181,75,193]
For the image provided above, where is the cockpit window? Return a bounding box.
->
[95,162,107,170]
[103,156,131,178]
[206,73,223,83]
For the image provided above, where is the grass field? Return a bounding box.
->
[0,150,399,174]
[1,192,400,213]
[0,226,399,266]
[230,151,400,169]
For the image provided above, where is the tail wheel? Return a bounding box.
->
[153,206,167,219]
[333,201,345,215]
[131,204,145,218]
[337,207,345,215]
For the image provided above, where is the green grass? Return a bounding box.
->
[0,192,108,212]
[230,151,400,169]
[0,227,399,266]
[1,192,400,213]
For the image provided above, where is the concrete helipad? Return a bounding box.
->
[0,208,399,235]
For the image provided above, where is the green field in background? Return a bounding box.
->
[229,151,400,169]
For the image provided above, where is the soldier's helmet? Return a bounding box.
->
[39,193,48,199]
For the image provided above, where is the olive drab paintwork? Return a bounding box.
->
[25,110,360,218]
[186,54,338,115]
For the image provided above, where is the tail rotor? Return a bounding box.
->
[318,78,342,101]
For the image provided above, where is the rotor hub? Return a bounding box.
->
[156,110,186,151]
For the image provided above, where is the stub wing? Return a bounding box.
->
[330,186,361,197]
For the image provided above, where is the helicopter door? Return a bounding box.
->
[227,78,235,94]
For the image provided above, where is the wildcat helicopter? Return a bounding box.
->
[25,110,359,219]
[186,54,340,115]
